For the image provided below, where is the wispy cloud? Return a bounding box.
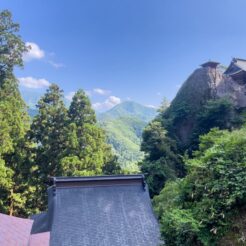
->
[146,104,158,109]
[65,91,76,101]
[93,88,111,95]
[48,60,65,68]
[18,77,51,89]
[23,42,45,61]
[93,96,121,111]
[85,90,91,96]
[23,42,65,69]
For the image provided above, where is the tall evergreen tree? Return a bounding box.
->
[0,10,34,216]
[140,121,184,197]
[29,84,68,209]
[68,89,96,125]
[0,10,27,76]
[61,89,119,176]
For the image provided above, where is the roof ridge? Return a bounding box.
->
[234,57,246,62]
[53,174,144,182]
[52,174,147,190]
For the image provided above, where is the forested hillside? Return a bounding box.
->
[98,101,156,171]
[140,62,246,245]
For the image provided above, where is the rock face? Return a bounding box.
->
[165,58,246,147]
[217,75,246,108]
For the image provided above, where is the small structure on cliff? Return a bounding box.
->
[224,58,246,84]
[201,61,220,69]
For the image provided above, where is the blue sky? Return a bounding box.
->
[1,0,246,111]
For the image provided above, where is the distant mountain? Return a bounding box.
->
[98,101,156,122]
[98,101,157,171]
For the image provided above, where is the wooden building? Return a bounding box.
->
[224,58,246,84]
[201,61,220,69]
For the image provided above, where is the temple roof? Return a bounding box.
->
[31,174,160,246]
[224,58,246,75]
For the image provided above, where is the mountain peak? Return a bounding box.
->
[99,101,157,122]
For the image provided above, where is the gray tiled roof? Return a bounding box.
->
[31,212,49,234]
[31,175,161,246]
[224,58,246,75]
[50,182,160,245]
[0,213,33,245]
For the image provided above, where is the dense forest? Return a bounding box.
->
[1,9,246,246]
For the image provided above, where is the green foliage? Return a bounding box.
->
[68,89,96,125]
[154,127,246,245]
[140,121,184,197]
[0,10,36,217]
[28,84,69,209]
[161,208,201,246]
[197,98,233,130]
[29,87,120,210]
[100,116,146,171]
[0,10,27,75]
[102,148,121,175]
[190,98,234,151]
[0,74,35,216]
[61,89,117,176]
[98,102,156,171]
[30,84,68,176]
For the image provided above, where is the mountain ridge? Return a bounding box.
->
[98,101,157,170]
[97,101,157,122]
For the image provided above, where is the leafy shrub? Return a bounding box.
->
[140,121,184,196]
[154,126,246,245]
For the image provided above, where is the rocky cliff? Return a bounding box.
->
[163,59,246,149]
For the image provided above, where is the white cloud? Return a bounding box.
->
[18,77,51,89]
[65,91,76,101]
[93,88,111,95]
[23,42,45,61]
[146,104,158,109]
[48,60,65,68]
[85,90,91,96]
[156,92,161,96]
[93,96,121,111]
